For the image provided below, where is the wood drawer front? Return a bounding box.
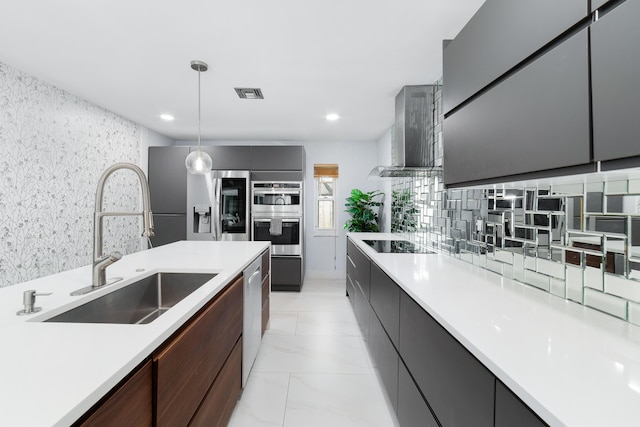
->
[189,338,243,427]
[76,360,152,427]
[262,273,270,305]
[154,275,243,427]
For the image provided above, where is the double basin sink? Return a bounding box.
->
[44,272,216,325]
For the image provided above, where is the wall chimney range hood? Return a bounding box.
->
[370,85,442,179]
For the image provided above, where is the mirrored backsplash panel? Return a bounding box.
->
[391,172,640,326]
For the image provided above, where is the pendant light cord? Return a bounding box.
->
[197,67,202,150]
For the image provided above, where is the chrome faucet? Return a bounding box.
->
[71,163,154,296]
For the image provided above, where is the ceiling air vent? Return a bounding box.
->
[234,88,264,99]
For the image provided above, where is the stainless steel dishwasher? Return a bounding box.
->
[242,256,262,387]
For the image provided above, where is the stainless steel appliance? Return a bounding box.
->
[251,181,304,291]
[251,181,303,216]
[187,170,250,241]
[252,217,302,255]
[242,255,263,387]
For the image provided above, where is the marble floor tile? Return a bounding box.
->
[230,278,397,426]
[283,373,399,427]
[295,310,361,336]
[227,373,290,427]
[266,312,298,336]
[252,334,372,374]
[300,279,347,294]
[270,292,351,313]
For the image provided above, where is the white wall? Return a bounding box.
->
[174,139,380,280]
[376,129,393,232]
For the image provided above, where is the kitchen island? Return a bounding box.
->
[348,232,640,427]
[0,240,269,427]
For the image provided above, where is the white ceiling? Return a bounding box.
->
[0,0,484,142]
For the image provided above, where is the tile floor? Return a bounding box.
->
[228,278,400,427]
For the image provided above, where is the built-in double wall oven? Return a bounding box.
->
[251,182,303,256]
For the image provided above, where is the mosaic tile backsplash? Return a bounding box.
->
[0,61,143,287]
[392,174,640,326]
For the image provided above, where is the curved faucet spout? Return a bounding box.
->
[92,162,154,287]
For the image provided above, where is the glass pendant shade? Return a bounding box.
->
[185,149,213,175]
[185,59,212,175]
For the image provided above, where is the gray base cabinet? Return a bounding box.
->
[369,312,399,411]
[271,256,303,291]
[370,263,400,346]
[397,361,438,427]
[346,237,548,426]
[400,290,495,427]
[495,381,548,427]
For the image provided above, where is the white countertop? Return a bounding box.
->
[0,240,269,427]
[349,233,640,427]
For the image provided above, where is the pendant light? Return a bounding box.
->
[185,60,213,174]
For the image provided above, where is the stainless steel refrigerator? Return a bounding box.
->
[187,170,251,241]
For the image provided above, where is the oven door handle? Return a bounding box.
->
[253,190,301,195]
[253,218,300,223]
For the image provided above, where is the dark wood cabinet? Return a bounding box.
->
[495,380,549,427]
[591,0,640,163]
[443,0,587,114]
[75,360,152,427]
[399,290,495,427]
[370,263,400,346]
[444,29,591,186]
[153,275,243,427]
[397,361,438,427]
[189,339,243,427]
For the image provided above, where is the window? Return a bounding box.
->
[314,164,338,236]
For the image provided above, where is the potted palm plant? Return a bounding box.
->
[344,189,384,232]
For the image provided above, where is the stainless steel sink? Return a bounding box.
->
[45,272,216,324]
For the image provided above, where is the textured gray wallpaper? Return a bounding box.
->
[0,62,143,287]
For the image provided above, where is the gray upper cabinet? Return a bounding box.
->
[148,146,189,214]
[591,0,640,162]
[196,146,252,170]
[444,29,591,186]
[250,146,304,171]
[443,0,587,114]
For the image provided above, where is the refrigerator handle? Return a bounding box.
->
[213,174,222,240]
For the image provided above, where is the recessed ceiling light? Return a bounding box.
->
[160,114,175,121]
[326,113,340,121]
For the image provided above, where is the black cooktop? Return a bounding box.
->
[362,240,435,254]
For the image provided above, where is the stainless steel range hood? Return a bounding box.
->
[370,85,442,179]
